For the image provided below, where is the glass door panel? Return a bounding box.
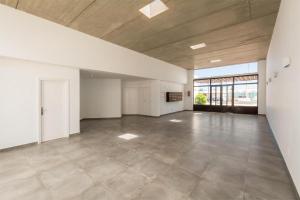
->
[211,86,221,106]
[222,85,232,106]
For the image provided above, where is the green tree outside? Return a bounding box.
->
[195,93,208,105]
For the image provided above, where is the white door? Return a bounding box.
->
[123,87,139,114]
[41,80,69,142]
[139,87,151,115]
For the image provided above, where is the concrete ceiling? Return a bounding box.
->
[1,0,280,69]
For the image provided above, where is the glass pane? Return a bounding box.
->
[211,86,221,106]
[194,62,258,79]
[211,78,222,85]
[222,85,232,106]
[222,77,233,85]
[234,75,258,84]
[211,77,233,85]
[194,86,210,105]
[234,84,258,106]
[194,79,210,86]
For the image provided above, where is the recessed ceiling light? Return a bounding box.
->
[210,59,222,63]
[190,43,206,50]
[139,0,168,19]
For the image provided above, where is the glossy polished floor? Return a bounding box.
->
[0,112,298,200]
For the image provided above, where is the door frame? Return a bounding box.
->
[37,78,70,143]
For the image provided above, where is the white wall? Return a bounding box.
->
[160,81,184,115]
[0,5,187,84]
[122,80,184,116]
[80,78,121,119]
[122,80,160,117]
[266,0,300,193]
[184,70,194,110]
[258,60,266,115]
[0,57,80,150]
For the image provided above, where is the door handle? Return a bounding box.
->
[41,107,44,116]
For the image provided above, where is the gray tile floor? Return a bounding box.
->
[0,111,298,200]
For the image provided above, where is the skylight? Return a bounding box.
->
[190,43,206,50]
[139,0,168,19]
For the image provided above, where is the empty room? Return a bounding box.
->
[0,0,299,199]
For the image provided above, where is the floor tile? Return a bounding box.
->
[105,168,151,199]
[75,184,124,200]
[39,163,93,200]
[245,174,297,200]
[189,178,244,200]
[84,159,127,184]
[201,155,247,187]
[0,177,44,200]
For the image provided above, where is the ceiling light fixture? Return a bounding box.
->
[210,59,222,63]
[190,43,206,50]
[139,0,168,19]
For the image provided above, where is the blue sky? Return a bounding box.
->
[194,62,258,79]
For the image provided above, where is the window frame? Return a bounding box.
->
[193,74,258,108]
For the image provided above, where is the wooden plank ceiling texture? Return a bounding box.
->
[0,0,280,69]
